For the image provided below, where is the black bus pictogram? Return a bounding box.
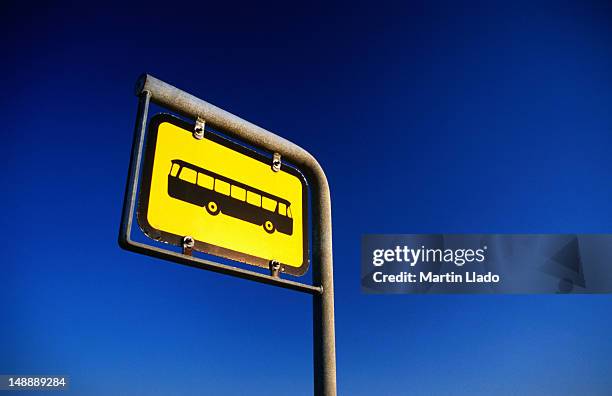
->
[167,159,294,235]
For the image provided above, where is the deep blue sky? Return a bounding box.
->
[2,1,612,395]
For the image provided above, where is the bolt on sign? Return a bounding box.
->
[137,114,309,276]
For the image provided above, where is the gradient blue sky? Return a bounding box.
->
[2,1,612,395]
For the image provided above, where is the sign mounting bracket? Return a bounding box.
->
[269,260,281,278]
[194,116,205,139]
[182,236,195,256]
[272,152,282,172]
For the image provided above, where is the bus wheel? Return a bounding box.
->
[264,220,275,234]
[206,201,220,215]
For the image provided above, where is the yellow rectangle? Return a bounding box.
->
[138,114,309,276]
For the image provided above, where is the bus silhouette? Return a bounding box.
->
[167,159,294,235]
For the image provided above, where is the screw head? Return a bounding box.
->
[194,118,205,140]
[183,236,195,248]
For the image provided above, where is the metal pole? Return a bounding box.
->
[311,176,336,396]
[134,74,337,395]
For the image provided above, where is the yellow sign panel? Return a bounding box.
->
[138,114,309,276]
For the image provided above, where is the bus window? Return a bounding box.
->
[170,163,181,177]
[179,167,197,184]
[262,197,276,212]
[287,206,292,219]
[197,173,214,190]
[278,202,287,216]
[215,179,230,195]
[247,191,261,206]
[231,185,246,201]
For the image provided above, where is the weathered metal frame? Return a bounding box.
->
[119,74,336,396]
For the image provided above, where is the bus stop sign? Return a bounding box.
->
[120,75,336,396]
[137,114,309,276]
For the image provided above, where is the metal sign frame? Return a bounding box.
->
[119,74,337,395]
[137,113,310,277]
